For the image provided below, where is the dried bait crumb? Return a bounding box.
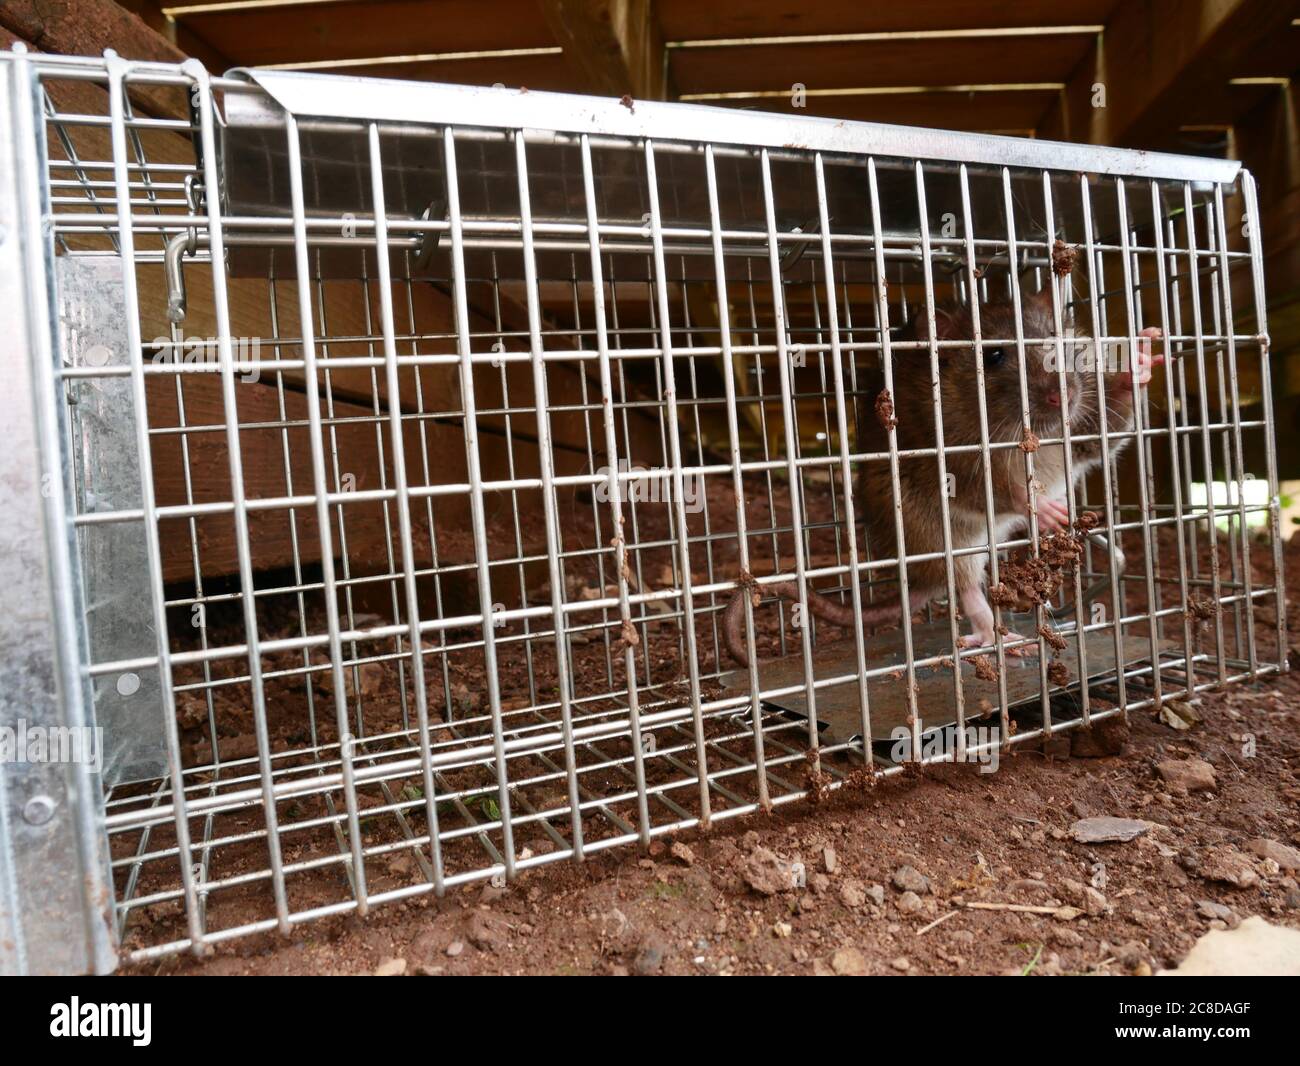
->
[971,654,999,682]
[804,748,831,804]
[1052,239,1078,277]
[621,620,640,647]
[620,94,635,113]
[875,388,898,431]
[938,655,956,672]
[1037,623,1067,652]
[1187,595,1219,623]
[737,568,762,607]
[1074,510,1100,532]
[1020,427,1040,453]
[988,582,1022,609]
[1047,659,1070,686]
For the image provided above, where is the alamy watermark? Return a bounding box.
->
[593,459,705,513]
[0,718,103,774]
[890,718,1001,774]
[150,334,262,384]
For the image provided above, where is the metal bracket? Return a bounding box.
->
[0,50,117,975]
[59,256,169,786]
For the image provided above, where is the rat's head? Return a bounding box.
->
[917,289,1083,436]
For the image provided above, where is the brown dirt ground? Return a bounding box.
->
[135,536,1300,977]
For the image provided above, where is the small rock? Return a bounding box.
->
[1198,849,1258,889]
[866,884,886,907]
[1196,900,1239,928]
[1114,940,1150,973]
[809,872,830,895]
[1008,878,1053,902]
[742,847,798,896]
[1081,887,1107,916]
[890,956,911,972]
[1061,880,1107,916]
[1070,816,1152,843]
[830,947,868,975]
[631,935,667,975]
[1070,717,1129,758]
[1246,838,1300,871]
[466,910,508,952]
[839,880,866,908]
[374,957,407,976]
[892,865,930,894]
[670,841,695,866]
[1161,916,1300,976]
[446,940,464,957]
[772,921,792,938]
[897,890,923,915]
[1052,927,1084,947]
[1155,758,1217,794]
[822,846,838,875]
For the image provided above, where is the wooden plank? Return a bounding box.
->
[0,0,182,60]
[113,0,234,71]
[657,0,1122,42]
[700,91,1059,134]
[177,0,555,67]
[671,35,1088,96]
[1039,0,1295,148]
[540,0,670,100]
[295,52,582,91]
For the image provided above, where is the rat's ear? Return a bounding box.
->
[932,305,968,341]
[1026,285,1056,313]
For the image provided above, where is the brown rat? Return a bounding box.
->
[723,288,1162,667]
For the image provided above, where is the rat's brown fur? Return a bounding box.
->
[723,288,1159,667]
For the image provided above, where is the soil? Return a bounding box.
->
[132,534,1300,976]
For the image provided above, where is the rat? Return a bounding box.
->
[723,287,1162,667]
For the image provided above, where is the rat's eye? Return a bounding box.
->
[983,347,1007,368]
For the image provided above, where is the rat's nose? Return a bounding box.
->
[1046,392,1061,407]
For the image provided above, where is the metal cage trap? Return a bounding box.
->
[0,47,1285,973]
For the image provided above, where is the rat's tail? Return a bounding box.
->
[723,579,904,668]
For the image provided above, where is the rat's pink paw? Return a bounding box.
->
[959,631,1039,657]
[1036,496,1070,532]
[1115,326,1165,388]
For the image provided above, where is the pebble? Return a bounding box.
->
[1070,816,1152,843]
[1198,849,1258,889]
[1155,758,1217,794]
[892,865,930,894]
[670,841,696,866]
[445,941,464,957]
[374,957,406,976]
[866,884,886,907]
[742,847,798,896]
[897,890,923,915]
[839,881,866,908]
[1246,838,1300,871]
[830,947,868,975]
[890,956,911,972]
[1197,900,1239,928]
[822,846,838,874]
[631,935,667,975]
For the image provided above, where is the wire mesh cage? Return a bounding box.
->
[0,47,1285,973]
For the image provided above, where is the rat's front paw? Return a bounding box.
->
[1113,326,1164,390]
[1036,496,1070,532]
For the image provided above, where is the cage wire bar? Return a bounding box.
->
[0,48,1285,973]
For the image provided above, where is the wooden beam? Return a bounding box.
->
[1040,0,1295,148]
[113,0,234,72]
[540,0,670,100]
[0,0,184,63]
